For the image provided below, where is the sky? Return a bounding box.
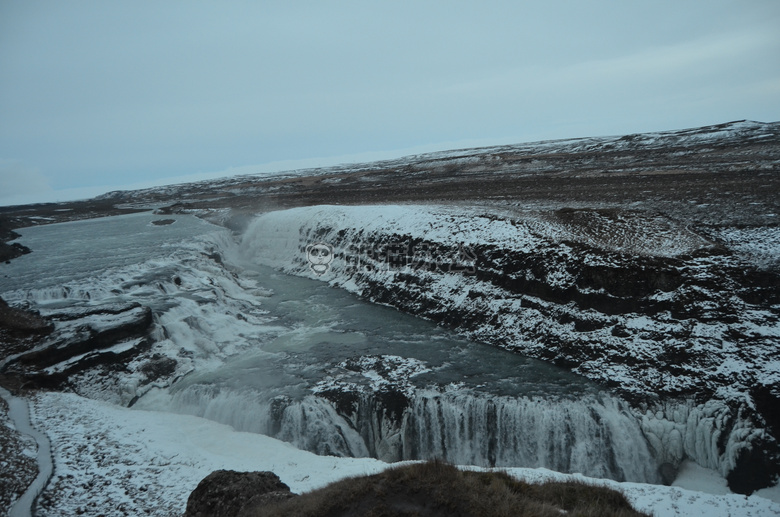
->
[1,1,779,206]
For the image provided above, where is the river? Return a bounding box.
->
[0,212,660,489]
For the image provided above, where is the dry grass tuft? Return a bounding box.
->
[241,460,650,517]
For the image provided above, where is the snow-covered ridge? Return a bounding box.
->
[241,204,780,492]
[96,119,778,203]
[243,203,713,260]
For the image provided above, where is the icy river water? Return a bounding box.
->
[1,212,660,484]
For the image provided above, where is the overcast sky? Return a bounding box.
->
[1,1,779,206]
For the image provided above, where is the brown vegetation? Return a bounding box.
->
[244,461,650,517]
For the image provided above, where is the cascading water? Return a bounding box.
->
[398,391,657,482]
[134,250,662,483]
[163,385,370,458]
[131,211,663,483]
[156,377,659,483]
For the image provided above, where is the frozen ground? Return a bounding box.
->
[26,391,780,517]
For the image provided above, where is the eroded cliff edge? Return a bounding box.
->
[242,204,780,493]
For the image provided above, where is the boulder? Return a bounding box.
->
[0,297,52,335]
[184,470,294,517]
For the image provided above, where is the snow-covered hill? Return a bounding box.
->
[95,120,779,205]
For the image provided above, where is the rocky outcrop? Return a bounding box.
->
[184,470,294,517]
[2,302,154,390]
[14,304,152,368]
[0,223,31,264]
[139,355,178,384]
[0,296,53,363]
[0,241,31,263]
[0,297,53,338]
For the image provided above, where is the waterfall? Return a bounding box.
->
[398,391,658,482]
[338,389,660,483]
[160,384,660,483]
[165,385,370,458]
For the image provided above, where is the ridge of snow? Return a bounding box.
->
[97,120,778,202]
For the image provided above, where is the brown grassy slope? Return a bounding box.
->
[245,461,650,517]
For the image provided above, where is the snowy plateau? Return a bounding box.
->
[1,120,779,516]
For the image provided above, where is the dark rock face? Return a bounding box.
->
[139,355,178,383]
[0,241,31,263]
[317,387,411,462]
[2,302,154,390]
[151,218,176,226]
[0,297,54,362]
[184,470,294,517]
[727,443,779,496]
[0,297,53,336]
[0,225,31,264]
[14,304,153,369]
[752,383,780,443]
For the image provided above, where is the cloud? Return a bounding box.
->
[1,1,779,201]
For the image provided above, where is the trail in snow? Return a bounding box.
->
[0,387,52,517]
